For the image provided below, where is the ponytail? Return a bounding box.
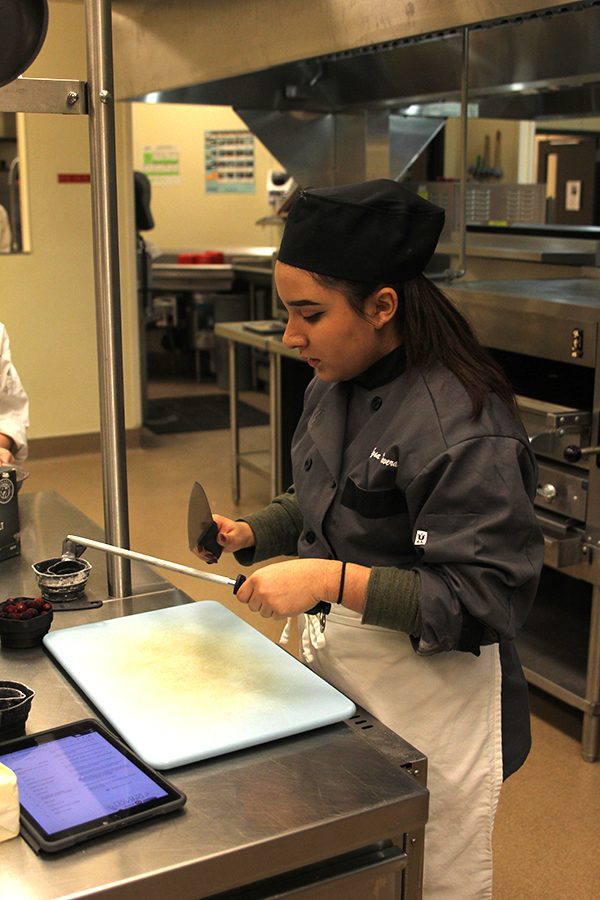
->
[401,277,516,418]
[312,272,516,419]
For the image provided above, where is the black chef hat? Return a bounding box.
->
[278,179,445,283]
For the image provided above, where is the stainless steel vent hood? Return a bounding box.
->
[118,3,600,188]
[233,110,445,187]
[125,4,600,120]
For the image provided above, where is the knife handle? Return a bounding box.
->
[198,521,223,560]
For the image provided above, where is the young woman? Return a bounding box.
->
[197,180,544,898]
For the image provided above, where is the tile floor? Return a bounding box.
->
[19,375,600,899]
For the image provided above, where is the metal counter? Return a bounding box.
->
[438,232,600,266]
[3,491,172,600]
[0,492,428,899]
[151,263,234,293]
[444,277,600,367]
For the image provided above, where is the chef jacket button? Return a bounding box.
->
[371,396,383,411]
[304,457,313,471]
[305,530,316,544]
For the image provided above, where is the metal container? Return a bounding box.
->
[31,557,92,600]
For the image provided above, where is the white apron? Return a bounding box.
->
[300,606,503,900]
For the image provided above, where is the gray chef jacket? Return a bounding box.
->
[239,346,545,777]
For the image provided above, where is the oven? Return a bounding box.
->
[445,276,600,760]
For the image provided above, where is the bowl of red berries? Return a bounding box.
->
[0,597,53,648]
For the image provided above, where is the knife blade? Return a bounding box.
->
[188,481,222,559]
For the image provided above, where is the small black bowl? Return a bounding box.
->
[0,597,53,648]
[0,680,35,740]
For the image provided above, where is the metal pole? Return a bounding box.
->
[84,0,132,597]
[456,26,469,278]
[228,340,240,503]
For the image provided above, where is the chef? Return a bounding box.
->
[0,322,29,464]
[198,180,544,899]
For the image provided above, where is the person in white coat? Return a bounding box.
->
[195,180,544,899]
[0,323,29,463]
[0,205,12,254]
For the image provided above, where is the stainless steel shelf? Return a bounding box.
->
[152,263,235,293]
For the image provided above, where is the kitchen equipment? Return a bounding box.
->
[0,0,49,88]
[444,276,600,761]
[444,278,600,570]
[0,469,20,562]
[43,601,356,768]
[32,541,93,604]
[188,481,222,559]
[0,466,29,493]
[66,533,247,594]
[0,681,35,740]
[186,483,331,617]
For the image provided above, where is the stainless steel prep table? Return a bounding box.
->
[151,263,235,294]
[0,491,429,899]
[214,322,310,501]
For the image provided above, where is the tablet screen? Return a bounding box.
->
[0,719,186,851]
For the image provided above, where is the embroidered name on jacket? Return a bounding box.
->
[370,447,398,468]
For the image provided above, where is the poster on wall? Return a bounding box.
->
[204,130,255,193]
[142,145,180,185]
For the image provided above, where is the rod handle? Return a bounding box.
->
[233,574,246,595]
[306,600,331,616]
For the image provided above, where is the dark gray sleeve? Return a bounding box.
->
[234,490,303,565]
[406,436,544,655]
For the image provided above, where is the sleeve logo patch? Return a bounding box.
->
[414,530,428,545]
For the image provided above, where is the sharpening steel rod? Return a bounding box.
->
[66,534,247,594]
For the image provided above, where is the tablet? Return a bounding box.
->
[0,718,186,853]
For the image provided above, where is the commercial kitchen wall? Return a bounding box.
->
[131,103,283,252]
[444,118,524,183]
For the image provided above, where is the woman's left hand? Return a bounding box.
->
[235,559,339,619]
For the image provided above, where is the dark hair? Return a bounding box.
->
[312,272,516,419]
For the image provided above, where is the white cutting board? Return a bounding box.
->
[43,602,355,769]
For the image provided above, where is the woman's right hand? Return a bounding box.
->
[0,447,14,465]
[192,515,255,562]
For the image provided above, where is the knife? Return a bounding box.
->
[188,481,222,559]
[187,482,330,618]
